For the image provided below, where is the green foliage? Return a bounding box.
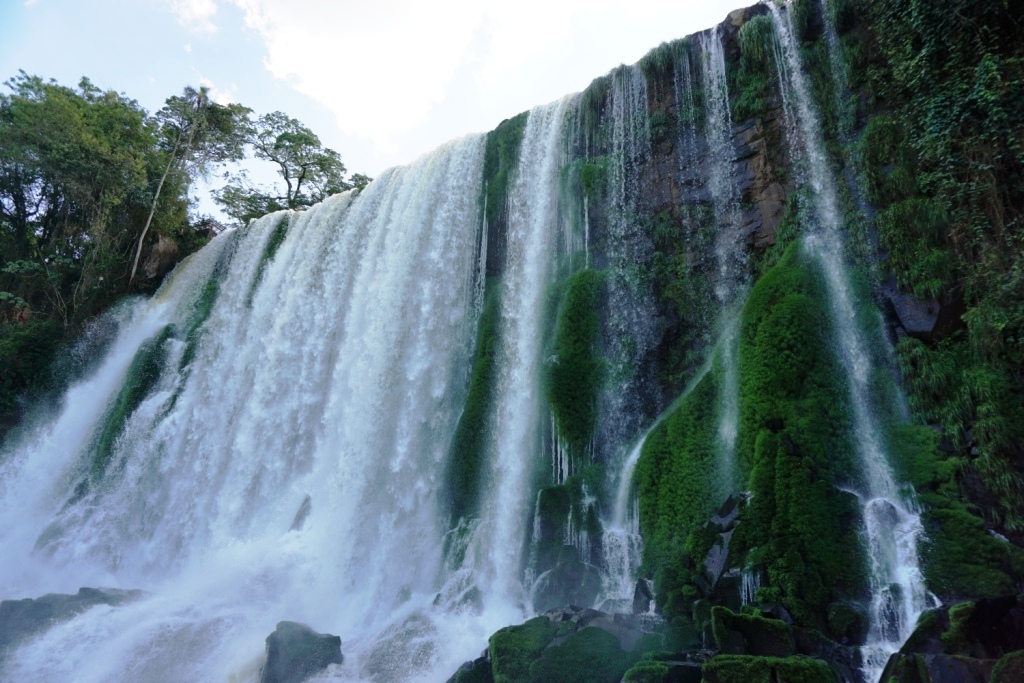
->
[649,206,716,386]
[527,627,636,683]
[215,110,365,224]
[579,75,611,138]
[580,159,607,199]
[729,15,777,123]
[488,617,557,683]
[638,40,689,82]
[0,318,63,429]
[546,269,604,454]
[860,0,1024,529]
[897,336,1024,529]
[876,198,952,298]
[445,281,501,523]
[702,655,837,683]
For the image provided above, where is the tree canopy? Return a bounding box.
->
[0,71,367,435]
[214,111,370,224]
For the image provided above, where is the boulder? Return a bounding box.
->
[260,621,343,683]
[879,596,1024,682]
[530,547,603,613]
[0,587,144,656]
[141,234,180,281]
[710,606,795,657]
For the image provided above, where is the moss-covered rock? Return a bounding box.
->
[710,606,795,657]
[489,617,557,683]
[701,654,837,683]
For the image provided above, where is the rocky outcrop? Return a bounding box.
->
[448,605,666,683]
[0,587,144,657]
[259,621,343,683]
[140,234,180,282]
[879,596,1024,683]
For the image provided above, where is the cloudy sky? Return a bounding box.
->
[1,0,744,209]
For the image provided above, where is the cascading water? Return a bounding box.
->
[699,26,746,491]
[476,98,572,610]
[597,64,659,459]
[0,135,537,682]
[768,5,938,680]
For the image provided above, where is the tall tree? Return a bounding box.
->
[128,86,249,285]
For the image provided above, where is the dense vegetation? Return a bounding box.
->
[0,72,367,436]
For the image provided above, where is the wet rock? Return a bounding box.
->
[634,578,655,615]
[531,546,603,613]
[879,596,1024,682]
[260,621,342,683]
[710,606,795,657]
[446,654,493,683]
[883,281,966,343]
[141,234,180,281]
[0,587,144,656]
[793,626,862,683]
[880,652,994,683]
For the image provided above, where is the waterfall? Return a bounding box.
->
[0,136,531,683]
[768,5,937,680]
[479,97,572,609]
[598,64,659,459]
[699,26,746,492]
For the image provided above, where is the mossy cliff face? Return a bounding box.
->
[452,0,1024,679]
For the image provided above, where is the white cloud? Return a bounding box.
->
[214,0,744,172]
[24,0,40,7]
[184,43,192,53]
[228,0,483,146]
[168,0,219,35]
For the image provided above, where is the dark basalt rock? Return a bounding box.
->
[260,620,343,683]
[530,548,603,614]
[879,596,1024,683]
[0,587,144,656]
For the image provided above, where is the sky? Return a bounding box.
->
[1,0,748,216]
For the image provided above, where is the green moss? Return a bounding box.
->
[527,627,635,683]
[635,367,723,605]
[992,650,1024,683]
[489,617,557,683]
[450,658,493,683]
[702,655,837,683]
[939,601,976,654]
[177,276,220,373]
[623,661,671,683]
[483,112,529,234]
[445,280,501,524]
[546,269,604,456]
[921,508,1018,599]
[732,244,868,629]
[711,607,795,657]
[580,159,607,200]
[90,324,173,483]
[247,214,290,305]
